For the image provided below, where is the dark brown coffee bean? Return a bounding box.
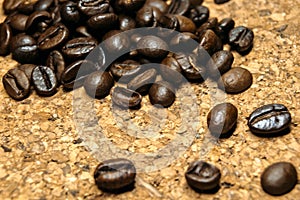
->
[3,0,25,14]
[60,1,81,25]
[175,15,196,33]
[103,30,130,53]
[110,60,143,83]
[119,15,136,31]
[112,87,142,109]
[198,29,223,55]
[158,14,179,30]
[188,5,209,27]
[185,160,221,191]
[218,67,252,94]
[84,71,114,99]
[149,81,175,107]
[261,162,297,196]
[51,5,62,24]
[207,102,238,137]
[127,68,157,95]
[87,13,119,30]
[137,35,168,59]
[196,17,218,36]
[217,18,235,43]
[145,0,168,13]
[167,0,190,15]
[25,11,52,35]
[136,6,163,27]
[94,158,136,191]
[34,0,54,11]
[0,23,12,56]
[170,32,198,51]
[75,26,93,37]
[47,50,65,83]
[6,13,28,32]
[2,68,30,100]
[114,0,146,13]
[37,23,69,51]
[161,54,183,85]
[247,104,291,135]
[32,66,58,96]
[18,64,36,82]
[208,50,234,78]
[17,1,35,14]
[229,26,254,53]
[77,0,110,16]
[62,37,98,60]
[214,0,230,4]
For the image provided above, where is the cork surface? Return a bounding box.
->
[1,0,300,199]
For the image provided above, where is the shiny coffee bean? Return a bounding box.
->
[77,0,110,16]
[247,104,291,135]
[198,29,223,55]
[208,50,234,78]
[114,0,146,13]
[103,30,130,53]
[161,54,183,85]
[2,68,30,100]
[34,0,54,11]
[87,13,119,30]
[25,11,52,35]
[127,68,157,95]
[84,71,114,99]
[75,26,93,37]
[10,34,39,64]
[3,0,24,14]
[94,158,136,191]
[62,37,98,60]
[261,162,297,196]
[112,87,142,109]
[196,17,218,36]
[137,35,168,59]
[6,13,28,32]
[37,23,69,51]
[149,81,175,107]
[17,1,35,14]
[218,67,252,93]
[60,1,81,25]
[0,23,12,56]
[110,60,143,83]
[32,66,58,96]
[51,5,62,24]
[119,15,136,31]
[207,102,238,137]
[214,0,230,4]
[158,14,179,30]
[167,0,190,15]
[185,160,221,191]
[217,18,235,43]
[229,26,254,53]
[136,6,163,27]
[188,5,209,27]
[18,64,36,82]
[46,50,65,83]
[175,15,196,33]
[170,32,198,52]
[145,0,168,13]
[61,60,98,90]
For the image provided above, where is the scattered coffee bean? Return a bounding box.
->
[161,54,183,85]
[32,65,58,96]
[188,5,209,27]
[127,68,157,95]
[149,81,176,107]
[62,37,98,60]
[46,50,65,84]
[112,87,142,109]
[261,162,297,196]
[198,29,223,55]
[110,60,143,83]
[18,64,36,82]
[229,26,254,53]
[208,50,234,78]
[0,22,12,56]
[137,35,168,59]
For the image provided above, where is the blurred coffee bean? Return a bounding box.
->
[167,0,190,15]
[119,15,136,31]
[2,68,30,100]
[188,5,209,27]
[170,32,198,51]
[0,23,12,56]
[50,5,62,24]
[6,13,28,32]
[208,50,234,78]
[229,26,254,53]
[47,50,65,83]
[34,0,54,11]
[114,0,146,13]
[198,29,222,55]
[149,80,176,107]
[103,30,130,53]
[161,54,183,85]
[3,0,24,14]
[32,65,58,96]
[18,64,36,82]
[60,1,81,26]
[25,11,52,35]
[87,13,119,30]
[112,87,142,109]
[110,60,144,83]
[127,68,157,95]
[137,35,168,59]
[77,0,110,16]
[136,6,163,27]
[62,37,98,60]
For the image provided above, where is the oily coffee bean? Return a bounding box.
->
[3,0,24,14]
[136,6,163,27]
[196,17,218,36]
[161,54,183,85]
[170,32,198,51]
[217,18,235,43]
[34,0,54,11]
[37,23,69,51]
[0,23,12,56]
[18,64,36,82]
[25,11,52,35]
[185,160,221,191]
[10,34,39,64]
[127,68,157,95]
[62,37,98,60]
[110,60,143,83]
[6,13,28,32]
[145,0,168,14]
[2,68,30,100]
[137,35,168,59]
[229,26,254,53]
[214,0,230,4]
[51,5,62,24]
[77,0,110,16]
[75,26,93,37]
[208,50,234,78]
[46,50,65,83]
[103,30,130,53]
[198,29,223,55]
[112,87,142,109]
[167,0,190,15]
[261,162,297,196]
[17,1,35,14]
[158,14,179,30]
[218,67,252,94]
[247,104,291,135]
[148,81,175,108]
[32,66,58,96]
[60,1,81,25]
[94,158,136,191]
[175,15,196,33]
[61,60,98,90]
[114,0,146,13]
[207,102,238,137]
[119,15,136,31]
[84,71,114,99]
[87,13,119,30]
[188,5,209,27]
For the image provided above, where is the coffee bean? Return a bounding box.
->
[188,5,209,27]
[218,67,252,93]
[229,26,254,53]
[2,68,30,100]
[114,0,146,13]
[196,17,218,36]
[18,64,36,82]
[32,66,58,96]
[17,1,35,14]
[119,15,136,31]
[94,158,136,191]
[261,162,297,196]
[198,29,223,55]
[51,5,62,24]
[84,71,114,99]
[167,0,190,15]
[161,54,183,85]
[3,0,24,14]
[25,11,52,35]
[208,50,234,78]
[175,15,196,33]
[158,14,179,30]
[103,30,130,53]
[207,102,238,137]
[217,18,235,43]
[185,160,221,191]
[75,26,93,37]
[214,0,230,4]
[149,81,175,107]
[87,13,119,30]
[145,0,168,14]
[137,35,168,59]
[110,60,143,83]
[60,1,81,25]
[46,50,65,83]
[136,6,163,27]
[62,37,98,60]
[247,104,291,135]
[127,68,157,95]
[77,0,110,16]
[34,0,54,11]
[37,23,69,51]
[6,13,28,32]
[112,87,142,109]
[0,23,12,56]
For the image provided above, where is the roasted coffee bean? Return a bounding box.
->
[60,1,81,25]
[110,60,143,83]
[47,50,65,83]
[10,34,39,64]
[112,87,142,108]
[137,35,168,59]
[261,162,297,196]
[103,30,130,53]
[127,68,157,95]
[3,0,24,14]
[214,0,230,4]
[87,13,119,30]
[229,26,254,53]
[145,0,168,14]
[170,32,198,51]
[247,104,291,135]
[119,15,136,31]
[84,71,114,99]
[6,13,28,32]
[32,65,58,96]
[0,23,12,56]
[198,29,223,55]
[207,102,238,137]
[51,5,62,24]
[189,0,204,6]
[61,60,98,90]
[185,160,221,191]
[196,17,218,36]
[17,1,35,14]
[2,68,30,100]
[188,5,209,27]
[38,23,69,51]
[114,0,146,13]
[149,81,175,107]
[208,50,234,78]
[34,0,54,11]
[175,15,196,33]
[77,0,110,16]
[167,0,190,15]
[161,54,183,85]
[18,64,36,82]
[25,11,52,35]
[218,67,252,93]
[136,6,163,27]
[94,158,136,191]
[62,37,98,60]
[75,26,93,37]
[158,14,179,30]
[217,18,235,43]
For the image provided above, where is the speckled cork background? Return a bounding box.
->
[1,0,300,199]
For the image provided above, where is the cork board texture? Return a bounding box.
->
[1,0,300,199]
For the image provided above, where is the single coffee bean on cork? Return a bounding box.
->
[148,80,176,108]
[111,87,142,109]
[32,65,58,96]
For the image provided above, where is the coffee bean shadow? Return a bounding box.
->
[251,127,291,138]
[99,182,135,194]
[210,123,237,139]
[190,185,221,194]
